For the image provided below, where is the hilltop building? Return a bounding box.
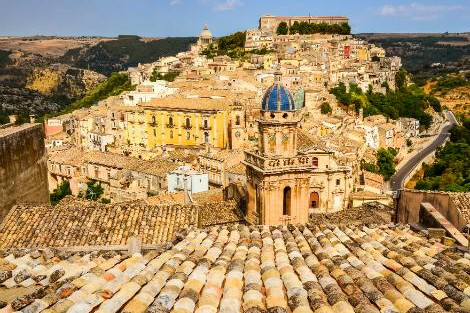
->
[259,14,349,32]
[191,23,214,54]
[244,73,353,225]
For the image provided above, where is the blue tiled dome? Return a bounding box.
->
[261,78,295,111]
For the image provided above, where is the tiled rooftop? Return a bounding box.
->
[48,149,179,177]
[1,223,469,312]
[0,203,198,249]
[140,97,229,111]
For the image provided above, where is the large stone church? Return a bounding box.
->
[244,73,353,226]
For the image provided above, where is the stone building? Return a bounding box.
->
[0,124,49,220]
[259,14,349,32]
[191,23,214,53]
[244,73,353,226]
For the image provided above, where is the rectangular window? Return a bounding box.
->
[336,179,340,186]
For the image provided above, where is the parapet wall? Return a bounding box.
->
[397,189,468,231]
[0,124,49,220]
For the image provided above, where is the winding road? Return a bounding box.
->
[389,111,458,192]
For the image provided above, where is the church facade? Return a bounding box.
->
[244,73,353,226]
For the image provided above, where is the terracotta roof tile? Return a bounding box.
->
[1,223,468,312]
[0,203,198,249]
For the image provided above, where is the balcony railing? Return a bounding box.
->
[166,123,175,128]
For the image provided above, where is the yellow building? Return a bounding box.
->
[358,47,370,61]
[127,98,229,150]
[263,54,275,70]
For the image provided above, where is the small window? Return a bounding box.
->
[169,116,173,126]
[170,130,174,139]
[235,115,241,126]
[186,131,190,140]
[186,117,191,128]
[336,179,340,186]
[312,157,319,167]
[152,115,156,124]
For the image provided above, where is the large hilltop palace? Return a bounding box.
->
[259,14,349,32]
[0,14,469,312]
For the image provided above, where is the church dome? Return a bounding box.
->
[200,24,213,39]
[261,73,295,111]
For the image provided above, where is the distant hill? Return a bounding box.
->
[61,36,197,76]
[0,35,196,121]
[357,33,470,84]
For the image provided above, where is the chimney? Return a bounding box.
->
[8,115,17,124]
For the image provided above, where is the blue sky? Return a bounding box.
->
[0,0,468,37]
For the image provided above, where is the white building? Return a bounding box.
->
[400,118,420,138]
[122,81,178,106]
[167,166,209,194]
[358,123,379,150]
[88,132,114,152]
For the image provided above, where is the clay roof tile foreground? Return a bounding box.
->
[0,203,198,249]
[1,222,470,312]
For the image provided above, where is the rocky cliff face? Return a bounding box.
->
[0,49,106,117]
[26,64,106,99]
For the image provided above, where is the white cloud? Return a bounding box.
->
[377,3,465,20]
[213,0,242,12]
[169,0,182,6]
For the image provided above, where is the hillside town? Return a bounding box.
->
[38,16,435,210]
[0,13,469,312]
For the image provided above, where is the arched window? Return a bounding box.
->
[152,115,156,124]
[283,186,291,216]
[168,116,173,126]
[203,119,209,129]
[186,117,191,128]
[309,192,319,208]
[235,115,241,126]
[204,132,209,143]
[312,157,319,168]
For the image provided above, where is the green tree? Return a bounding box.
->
[416,119,470,192]
[276,22,289,35]
[48,73,135,117]
[84,179,105,201]
[377,148,396,180]
[361,161,379,173]
[150,69,180,82]
[320,102,332,114]
[50,181,72,205]
[395,68,408,92]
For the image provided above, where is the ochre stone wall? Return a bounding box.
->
[0,124,49,221]
[397,190,466,231]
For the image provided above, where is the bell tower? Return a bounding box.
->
[244,72,311,226]
[258,72,301,158]
[229,101,245,150]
